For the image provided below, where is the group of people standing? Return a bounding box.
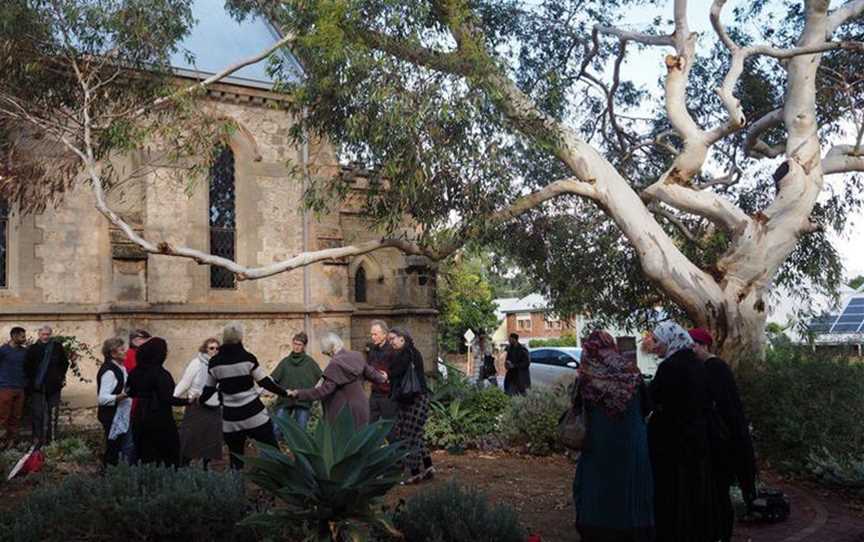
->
[573,322,756,542]
[0,326,70,450]
[93,319,434,483]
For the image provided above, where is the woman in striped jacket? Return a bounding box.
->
[199,322,288,470]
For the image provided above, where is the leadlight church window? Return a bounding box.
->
[0,199,8,289]
[209,146,237,289]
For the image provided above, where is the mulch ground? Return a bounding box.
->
[2,434,863,542]
[389,451,864,542]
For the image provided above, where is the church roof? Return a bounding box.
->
[169,0,303,90]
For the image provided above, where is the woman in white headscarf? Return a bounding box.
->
[644,321,720,542]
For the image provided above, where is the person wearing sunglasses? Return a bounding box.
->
[173,337,223,469]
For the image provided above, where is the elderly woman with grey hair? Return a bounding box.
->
[287,332,387,428]
[199,322,288,470]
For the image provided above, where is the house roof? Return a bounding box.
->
[805,290,864,342]
[493,297,520,320]
[169,1,303,90]
[499,293,549,314]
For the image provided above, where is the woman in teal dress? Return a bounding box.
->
[573,330,654,542]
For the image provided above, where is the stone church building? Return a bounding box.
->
[0,5,437,407]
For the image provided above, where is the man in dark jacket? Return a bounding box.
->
[24,325,69,445]
[689,328,757,542]
[504,333,531,396]
[367,320,398,441]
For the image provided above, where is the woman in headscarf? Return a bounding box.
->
[387,328,433,485]
[645,321,719,542]
[126,338,192,467]
[573,330,654,542]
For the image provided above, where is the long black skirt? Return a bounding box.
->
[653,455,720,542]
[179,404,223,461]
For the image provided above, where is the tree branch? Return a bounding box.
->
[822,144,864,174]
[707,0,864,145]
[827,0,864,36]
[744,108,785,158]
[129,32,296,119]
[650,203,706,247]
[593,26,674,47]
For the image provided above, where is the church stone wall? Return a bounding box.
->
[0,85,437,409]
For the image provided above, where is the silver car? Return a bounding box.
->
[528,347,582,388]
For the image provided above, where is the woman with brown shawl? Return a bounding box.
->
[573,330,654,542]
[288,332,387,428]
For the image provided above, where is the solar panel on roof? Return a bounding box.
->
[826,297,864,333]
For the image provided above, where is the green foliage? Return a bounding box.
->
[425,399,480,452]
[437,255,500,353]
[43,436,94,465]
[428,363,474,405]
[462,385,510,433]
[500,385,570,455]
[739,347,864,471]
[394,482,526,542]
[808,447,864,488]
[529,333,580,348]
[850,275,864,291]
[54,335,98,383]
[243,408,407,542]
[426,386,510,451]
[0,464,252,542]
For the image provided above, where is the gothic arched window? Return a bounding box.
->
[354,266,367,303]
[209,146,236,289]
[0,199,8,289]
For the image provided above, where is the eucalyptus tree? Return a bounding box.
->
[2,0,864,364]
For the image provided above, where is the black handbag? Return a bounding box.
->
[395,354,423,403]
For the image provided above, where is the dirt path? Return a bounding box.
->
[391,451,864,542]
[389,450,579,542]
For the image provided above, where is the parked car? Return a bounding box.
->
[528,347,582,388]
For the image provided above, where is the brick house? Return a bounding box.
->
[495,294,581,347]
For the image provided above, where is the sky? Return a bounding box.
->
[615,0,864,281]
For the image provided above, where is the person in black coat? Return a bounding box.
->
[126,338,191,467]
[504,333,530,396]
[689,328,757,542]
[387,328,433,484]
[645,321,720,542]
[24,326,69,445]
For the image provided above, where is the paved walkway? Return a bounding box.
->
[733,482,864,542]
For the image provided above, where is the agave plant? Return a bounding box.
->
[242,407,408,542]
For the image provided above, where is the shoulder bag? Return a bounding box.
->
[395,353,423,404]
[558,382,587,450]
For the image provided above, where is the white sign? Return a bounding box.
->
[463,329,476,344]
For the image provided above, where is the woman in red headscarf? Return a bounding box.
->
[573,330,654,542]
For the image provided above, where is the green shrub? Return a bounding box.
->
[426,399,481,452]
[0,464,253,542]
[394,482,525,542]
[807,447,864,488]
[500,385,570,455]
[463,386,510,433]
[528,333,579,348]
[425,387,511,451]
[43,436,94,465]
[738,347,864,471]
[244,408,406,542]
[429,364,474,405]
